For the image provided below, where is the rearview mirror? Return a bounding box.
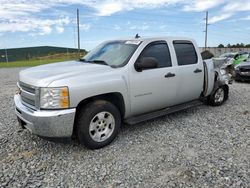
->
[135,57,158,72]
[234,54,239,60]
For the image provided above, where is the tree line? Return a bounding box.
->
[218,43,250,48]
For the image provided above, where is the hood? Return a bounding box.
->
[237,60,250,67]
[19,61,113,87]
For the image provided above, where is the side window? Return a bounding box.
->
[140,43,172,68]
[173,41,198,66]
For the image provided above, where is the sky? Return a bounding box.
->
[0,0,250,50]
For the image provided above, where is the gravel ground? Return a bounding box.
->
[0,68,249,187]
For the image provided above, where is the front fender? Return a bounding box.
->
[49,72,130,117]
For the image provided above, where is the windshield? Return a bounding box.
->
[241,53,249,59]
[81,40,141,67]
[220,53,236,58]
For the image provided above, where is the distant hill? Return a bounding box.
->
[0,46,87,62]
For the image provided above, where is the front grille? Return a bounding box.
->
[18,82,38,110]
[22,96,36,106]
[20,82,36,94]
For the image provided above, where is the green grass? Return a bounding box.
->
[0,57,78,68]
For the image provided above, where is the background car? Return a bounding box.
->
[220,52,249,66]
[233,52,249,66]
[235,60,250,82]
[220,52,237,59]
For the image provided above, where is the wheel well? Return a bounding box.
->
[76,92,125,118]
[214,71,219,82]
[72,92,125,140]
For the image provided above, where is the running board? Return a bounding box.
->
[125,100,203,125]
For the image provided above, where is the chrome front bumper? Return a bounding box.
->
[14,95,76,138]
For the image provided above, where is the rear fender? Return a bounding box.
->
[204,58,231,97]
[203,59,215,97]
[213,58,234,85]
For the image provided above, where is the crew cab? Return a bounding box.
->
[14,37,231,149]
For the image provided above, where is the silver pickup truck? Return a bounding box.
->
[14,37,231,149]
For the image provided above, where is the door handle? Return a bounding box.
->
[194,68,202,73]
[165,72,175,78]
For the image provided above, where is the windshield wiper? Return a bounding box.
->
[80,59,109,66]
[79,59,116,67]
[89,60,109,66]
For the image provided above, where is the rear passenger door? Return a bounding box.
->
[173,40,204,103]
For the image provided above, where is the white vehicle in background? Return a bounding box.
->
[220,52,237,59]
[14,37,232,149]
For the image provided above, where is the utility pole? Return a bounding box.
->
[5,48,8,63]
[66,48,69,59]
[204,11,208,51]
[77,9,81,58]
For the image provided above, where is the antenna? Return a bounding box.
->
[135,33,140,39]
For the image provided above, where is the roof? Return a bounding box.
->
[104,36,196,45]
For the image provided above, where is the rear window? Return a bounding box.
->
[173,41,198,66]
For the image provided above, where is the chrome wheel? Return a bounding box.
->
[214,88,224,103]
[89,111,115,142]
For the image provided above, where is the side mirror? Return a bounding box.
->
[134,57,158,72]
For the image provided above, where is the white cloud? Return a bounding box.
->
[223,1,250,12]
[40,26,52,35]
[56,26,64,33]
[0,0,71,34]
[94,1,125,16]
[184,0,226,12]
[0,17,70,35]
[242,16,250,20]
[129,24,150,31]
[114,25,121,30]
[208,0,250,23]
[208,13,233,24]
[0,0,249,34]
[88,0,187,16]
[79,24,91,31]
[0,0,185,19]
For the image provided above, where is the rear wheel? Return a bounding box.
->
[208,86,228,106]
[76,100,121,149]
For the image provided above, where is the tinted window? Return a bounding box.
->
[140,43,172,68]
[173,42,198,66]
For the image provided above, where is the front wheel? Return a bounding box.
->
[76,100,121,149]
[207,85,228,106]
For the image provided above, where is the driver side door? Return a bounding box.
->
[129,41,179,116]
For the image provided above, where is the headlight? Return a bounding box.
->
[40,87,69,109]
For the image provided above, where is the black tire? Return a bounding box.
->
[75,100,121,149]
[207,85,228,106]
